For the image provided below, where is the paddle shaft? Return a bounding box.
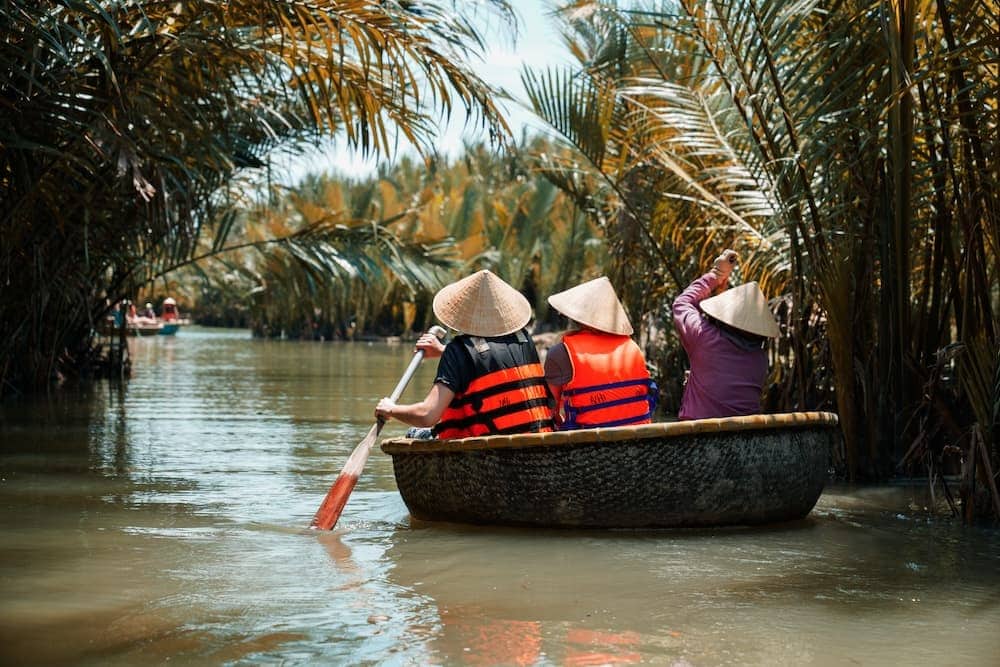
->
[309,326,447,530]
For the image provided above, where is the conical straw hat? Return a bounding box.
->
[699,282,780,338]
[432,270,532,337]
[547,276,634,336]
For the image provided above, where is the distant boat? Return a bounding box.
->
[382,412,839,528]
[98,319,182,336]
[134,319,181,336]
[128,322,181,336]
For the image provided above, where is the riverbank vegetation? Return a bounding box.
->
[1,0,512,390]
[180,139,604,340]
[2,2,997,520]
[519,1,997,516]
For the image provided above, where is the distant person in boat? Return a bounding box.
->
[110,301,124,328]
[142,302,157,320]
[544,277,657,429]
[126,301,138,323]
[375,270,554,439]
[161,297,178,322]
[673,249,780,420]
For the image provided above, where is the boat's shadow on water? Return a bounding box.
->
[402,513,821,539]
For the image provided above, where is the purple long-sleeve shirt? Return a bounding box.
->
[672,272,767,420]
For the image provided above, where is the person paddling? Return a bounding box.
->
[672,249,780,420]
[161,297,178,322]
[544,277,656,429]
[375,270,554,439]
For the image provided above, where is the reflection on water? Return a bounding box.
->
[1,327,998,665]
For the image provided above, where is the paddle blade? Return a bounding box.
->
[310,424,379,530]
[309,473,359,531]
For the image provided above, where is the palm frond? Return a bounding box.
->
[0,0,516,392]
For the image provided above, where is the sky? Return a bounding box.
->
[283,0,573,182]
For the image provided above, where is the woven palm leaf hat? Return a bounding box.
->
[432,270,532,337]
[547,276,634,336]
[699,282,780,338]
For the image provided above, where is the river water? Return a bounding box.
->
[1,328,998,666]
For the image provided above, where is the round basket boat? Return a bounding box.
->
[381,412,839,528]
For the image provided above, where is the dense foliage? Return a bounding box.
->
[0,0,511,394]
[176,139,605,340]
[522,0,998,516]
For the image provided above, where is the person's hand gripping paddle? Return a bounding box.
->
[310,325,447,530]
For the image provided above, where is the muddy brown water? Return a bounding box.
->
[1,327,998,665]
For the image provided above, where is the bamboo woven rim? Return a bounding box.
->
[381,411,839,453]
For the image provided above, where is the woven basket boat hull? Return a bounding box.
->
[381,412,839,528]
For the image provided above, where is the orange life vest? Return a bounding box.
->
[560,329,656,429]
[434,336,554,440]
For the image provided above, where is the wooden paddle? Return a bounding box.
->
[309,325,447,530]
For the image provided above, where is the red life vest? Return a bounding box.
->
[435,336,554,440]
[559,329,656,429]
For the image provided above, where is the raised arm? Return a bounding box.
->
[672,249,738,344]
